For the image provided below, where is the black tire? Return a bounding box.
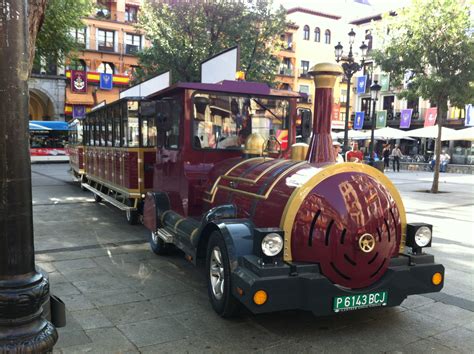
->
[149,231,168,255]
[126,208,139,225]
[206,231,239,317]
[93,193,102,202]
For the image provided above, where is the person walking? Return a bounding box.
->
[382,144,391,171]
[391,144,403,172]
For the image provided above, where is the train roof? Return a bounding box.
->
[147,80,303,100]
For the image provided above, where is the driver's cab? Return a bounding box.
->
[148,82,301,217]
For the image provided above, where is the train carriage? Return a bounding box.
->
[68,118,85,179]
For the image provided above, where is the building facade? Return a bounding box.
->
[29,0,145,122]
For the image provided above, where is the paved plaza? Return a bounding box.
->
[31,163,474,353]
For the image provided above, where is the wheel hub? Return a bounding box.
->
[209,246,225,300]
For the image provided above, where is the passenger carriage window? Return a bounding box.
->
[126,100,140,147]
[112,104,121,147]
[192,93,290,150]
[106,109,113,147]
[139,101,157,147]
[154,97,181,149]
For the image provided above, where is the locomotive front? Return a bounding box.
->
[201,64,444,316]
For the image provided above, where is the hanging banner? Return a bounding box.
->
[332,103,341,121]
[465,104,473,126]
[380,73,390,91]
[400,109,413,129]
[70,70,87,93]
[424,107,437,127]
[72,105,86,119]
[100,73,113,90]
[354,112,365,130]
[376,110,387,128]
[356,75,367,94]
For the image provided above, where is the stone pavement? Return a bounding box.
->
[31,164,474,353]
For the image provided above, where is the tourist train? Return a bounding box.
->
[69,63,444,316]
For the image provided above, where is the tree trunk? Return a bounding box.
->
[430,104,444,193]
[27,0,47,74]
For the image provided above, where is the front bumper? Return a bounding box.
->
[231,253,444,316]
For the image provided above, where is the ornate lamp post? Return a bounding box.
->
[335,28,368,153]
[369,80,382,162]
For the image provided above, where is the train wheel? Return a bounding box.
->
[126,209,139,225]
[93,193,102,202]
[149,231,168,255]
[206,232,239,317]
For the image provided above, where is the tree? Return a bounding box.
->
[135,0,287,84]
[30,0,92,73]
[372,0,474,193]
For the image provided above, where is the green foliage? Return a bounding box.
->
[372,0,474,109]
[34,0,93,69]
[136,0,287,84]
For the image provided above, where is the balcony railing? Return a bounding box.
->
[278,67,294,76]
[298,68,310,78]
[98,44,115,52]
[125,44,139,55]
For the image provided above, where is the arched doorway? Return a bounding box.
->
[29,89,55,120]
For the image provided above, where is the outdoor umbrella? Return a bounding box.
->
[443,127,474,141]
[406,125,455,140]
[373,127,413,140]
[29,122,52,130]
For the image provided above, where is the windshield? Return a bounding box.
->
[192,92,290,150]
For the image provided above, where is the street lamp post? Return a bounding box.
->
[335,29,368,153]
[369,80,382,162]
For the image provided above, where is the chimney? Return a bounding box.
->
[306,63,343,163]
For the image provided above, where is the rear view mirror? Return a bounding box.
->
[301,110,312,139]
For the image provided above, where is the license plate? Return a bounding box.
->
[333,291,388,312]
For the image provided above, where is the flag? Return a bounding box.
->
[465,104,474,126]
[356,76,367,94]
[376,110,387,128]
[71,70,87,93]
[380,73,390,91]
[424,107,437,127]
[354,112,365,130]
[73,105,86,119]
[100,73,113,90]
[400,109,413,128]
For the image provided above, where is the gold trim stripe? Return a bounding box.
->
[279,163,407,261]
[219,159,288,185]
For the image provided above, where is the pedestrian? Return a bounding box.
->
[332,141,344,163]
[391,144,403,172]
[431,150,450,172]
[346,142,364,163]
[382,144,391,170]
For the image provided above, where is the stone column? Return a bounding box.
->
[306,63,343,164]
[0,0,58,351]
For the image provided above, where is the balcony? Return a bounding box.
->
[278,67,294,77]
[298,69,311,78]
[98,45,115,53]
[125,44,139,55]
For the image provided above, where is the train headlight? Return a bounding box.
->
[261,233,283,257]
[406,223,432,254]
[414,226,432,247]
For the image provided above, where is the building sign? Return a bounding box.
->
[380,73,390,91]
[356,75,367,94]
[332,103,341,121]
[70,70,87,93]
[73,105,86,119]
[100,73,113,90]
[424,107,437,127]
[376,110,387,128]
[354,112,365,130]
[466,104,474,126]
[400,109,413,129]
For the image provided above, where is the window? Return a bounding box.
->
[365,29,373,51]
[301,60,310,75]
[407,98,419,119]
[125,33,142,54]
[97,62,115,74]
[360,97,372,119]
[383,95,395,119]
[71,28,86,46]
[325,29,331,44]
[112,103,122,147]
[303,25,310,40]
[98,29,115,52]
[68,59,86,71]
[340,89,347,103]
[95,0,110,19]
[122,100,140,147]
[299,85,310,94]
[192,93,290,151]
[314,27,320,42]
[125,5,138,23]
